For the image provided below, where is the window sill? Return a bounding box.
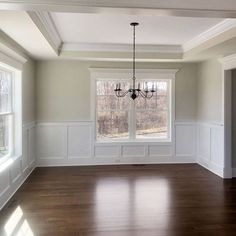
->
[95,139,172,146]
[0,155,21,173]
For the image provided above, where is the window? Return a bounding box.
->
[93,69,175,142]
[0,68,13,162]
[0,64,21,165]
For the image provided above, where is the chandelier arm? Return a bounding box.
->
[139,90,148,98]
[115,89,130,97]
[145,92,154,99]
[139,90,154,99]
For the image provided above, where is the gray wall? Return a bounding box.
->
[22,58,36,124]
[36,60,198,122]
[197,58,223,123]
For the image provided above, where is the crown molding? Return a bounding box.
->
[218,53,236,70]
[27,11,62,55]
[62,43,183,54]
[89,68,179,75]
[183,19,236,52]
[0,29,28,65]
[2,1,236,18]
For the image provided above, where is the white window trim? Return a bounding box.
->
[90,68,178,143]
[0,63,22,167]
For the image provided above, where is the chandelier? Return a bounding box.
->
[114,22,156,100]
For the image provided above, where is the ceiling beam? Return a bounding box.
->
[1,0,236,18]
[59,50,184,62]
[27,11,62,55]
[62,43,183,54]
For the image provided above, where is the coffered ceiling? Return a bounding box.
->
[1,0,236,61]
[51,13,223,46]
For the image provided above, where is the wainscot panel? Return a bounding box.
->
[0,122,36,210]
[37,121,196,166]
[196,122,224,177]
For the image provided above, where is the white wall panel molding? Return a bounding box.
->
[196,121,225,177]
[67,124,93,159]
[175,123,196,158]
[0,171,10,198]
[36,121,196,166]
[233,168,236,177]
[0,121,36,210]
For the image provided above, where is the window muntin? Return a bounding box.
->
[0,68,13,160]
[95,79,171,142]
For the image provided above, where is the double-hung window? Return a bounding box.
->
[0,67,13,163]
[93,69,176,142]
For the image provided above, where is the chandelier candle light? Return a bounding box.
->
[114,22,156,100]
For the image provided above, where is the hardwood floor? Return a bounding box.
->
[0,164,236,236]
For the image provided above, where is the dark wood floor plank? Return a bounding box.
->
[0,164,236,236]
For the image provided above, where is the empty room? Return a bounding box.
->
[0,1,236,235]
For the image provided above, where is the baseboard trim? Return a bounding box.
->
[197,157,224,178]
[37,156,196,167]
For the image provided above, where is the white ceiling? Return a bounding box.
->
[0,10,57,59]
[51,13,224,45]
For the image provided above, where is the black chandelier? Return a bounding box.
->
[114,22,156,100]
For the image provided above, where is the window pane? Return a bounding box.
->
[0,115,10,158]
[135,81,168,110]
[97,80,130,95]
[97,95,130,110]
[135,94,168,110]
[0,70,12,113]
[136,111,168,139]
[97,111,129,140]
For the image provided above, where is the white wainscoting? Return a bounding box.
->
[36,121,196,166]
[196,122,225,177]
[0,122,36,210]
[233,168,236,177]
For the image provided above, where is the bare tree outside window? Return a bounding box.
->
[96,81,130,140]
[0,70,12,158]
[135,81,169,139]
[96,80,170,141]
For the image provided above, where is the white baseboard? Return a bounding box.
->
[197,157,224,178]
[37,156,196,167]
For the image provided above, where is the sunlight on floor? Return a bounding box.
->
[4,206,34,236]
[95,177,170,230]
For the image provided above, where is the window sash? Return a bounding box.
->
[95,79,171,141]
[0,68,13,114]
[0,114,13,163]
[0,67,14,161]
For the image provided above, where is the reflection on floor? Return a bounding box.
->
[4,206,34,236]
[0,164,236,236]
